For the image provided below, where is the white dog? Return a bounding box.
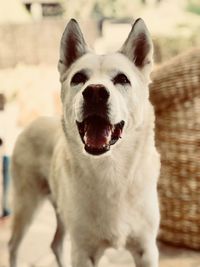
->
[9,18,160,267]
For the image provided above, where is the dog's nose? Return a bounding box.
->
[82,84,109,103]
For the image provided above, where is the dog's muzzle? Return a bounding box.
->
[76,84,125,156]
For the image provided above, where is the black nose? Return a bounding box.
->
[82,84,109,103]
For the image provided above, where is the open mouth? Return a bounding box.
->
[76,116,125,155]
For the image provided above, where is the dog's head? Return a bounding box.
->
[58,18,153,156]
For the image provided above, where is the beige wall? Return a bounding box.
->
[0,19,98,68]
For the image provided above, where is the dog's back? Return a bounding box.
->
[9,116,61,267]
[12,116,60,189]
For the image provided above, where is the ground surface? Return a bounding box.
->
[0,201,200,267]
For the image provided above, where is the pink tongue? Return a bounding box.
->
[85,120,111,148]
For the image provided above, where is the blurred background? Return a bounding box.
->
[0,0,200,266]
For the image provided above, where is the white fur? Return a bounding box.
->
[9,19,160,267]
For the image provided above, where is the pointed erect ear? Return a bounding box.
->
[120,18,153,69]
[58,19,88,74]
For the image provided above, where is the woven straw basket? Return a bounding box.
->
[150,48,200,250]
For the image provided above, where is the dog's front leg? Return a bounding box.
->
[70,238,101,267]
[126,238,159,267]
[71,246,94,267]
[51,210,67,267]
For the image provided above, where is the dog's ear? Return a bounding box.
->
[120,18,153,76]
[58,19,88,76]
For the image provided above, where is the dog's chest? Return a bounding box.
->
[70,164,134,247]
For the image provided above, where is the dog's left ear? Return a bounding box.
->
[120,18,153,78]
[58,19,88,77]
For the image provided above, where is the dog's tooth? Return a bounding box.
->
[105,140,110,145]
[83,135,87,143]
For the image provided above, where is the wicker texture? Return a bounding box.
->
[150,48,200,250]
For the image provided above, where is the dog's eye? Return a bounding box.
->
[71,71,88,85]
[112,73,130,86]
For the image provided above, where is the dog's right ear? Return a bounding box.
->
[58,19,88,77]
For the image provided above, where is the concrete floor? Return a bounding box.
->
[0,201,200,267]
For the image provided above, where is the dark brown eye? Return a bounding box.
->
[112,73,130,85]
[71,71,88,85]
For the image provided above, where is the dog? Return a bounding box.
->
[9,18,160,267]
